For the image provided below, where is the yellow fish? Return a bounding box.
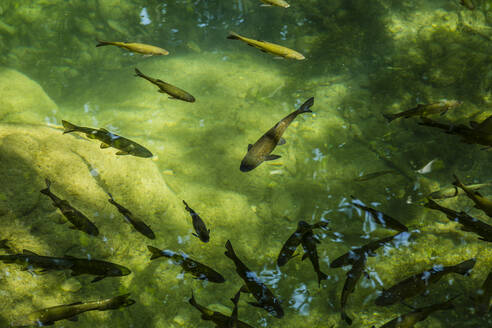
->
[227,32,305,60]
[260,0,290,8]
[96,40,169,56]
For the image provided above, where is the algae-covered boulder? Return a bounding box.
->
[0,68,58,124]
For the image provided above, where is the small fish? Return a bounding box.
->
[330,233,400,268]
[107,193,155,239]
[62,120,153,158]
[0,250,131,282]
[300,222,328,287]
[96,39,169,55]
[383,100,461,122]
[340,254,367,325]
[460,0,475,10]
[277,220,329,267]
[475,269,492,315]
[427,182,490,199]
[224,240,284,318]
[188,292,254,328]
[353,170,397,182]
[453,174,492,218]
[183,200,210,243]
[351,196,409,232]
[375,258,476,306]
[376,297,455,328]
[11,293,135,327]
[40,179,99,236]
[416,158,437,174]
[227,31,305,60]
[260,0,290,8]
[228,289,242,328]
[240,97,314,172]
[147,246,225,283]
[424,199,492,242]
[135,68,195,102]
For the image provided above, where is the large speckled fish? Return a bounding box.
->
[96,40,169,55]
[383,100,461,123]
[260,0,290,8]
[135,68,195,102]
[227,32,305,60]
[453,174,492,218]
[62,120,153,158]
[240,97,314,172]
[11,294,135,327]
[40,179,99,236]
[375,258,475,306]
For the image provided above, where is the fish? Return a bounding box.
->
[40,179,99,236]
[383,100,461,122]
[62,120,153,158]
[475,269,492,315]
[376,297,455,328]
[330,233,400,268]
[424,198,492,242]
[351,196,409,232]
[228,289,242,328]
[0,249,131,282]
[375,258,476,306]
[353,170,397,182]
[240,97,314,172]
[134,68,195,102]
[277,220,329,267]
[426,182,490,200]
[300,222,328,287]
[96,39,169,55]
[460,0,475,10]
[183,200,210,243]
[147,246,225,283]
[188,292,254,328]
[107,193,155,239]
[340,254,367,325]
[11,293,135,327]
[224,240,284,318]
[227,31,305,60]
[260,0,290,8]
[453,174,492,218]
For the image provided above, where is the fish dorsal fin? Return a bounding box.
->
[248,144,253,150]
[22,249,38,256]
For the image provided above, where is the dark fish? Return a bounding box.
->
[375,258,476,306]
[135,68,195,102]
[460,0,475,10]
[107,193,155,239]
[11,293,135,327]
[383,100,461,123]
[340,254,367,325]
[300,222,328,287]
[183,200,210,243]
[240,97,314,172]
[376,297,455,328]
[62,120,153,158]
[40,179,99,236]
[330,233,400,268]
[147,246,225,283]
[188,292,254,328]
[96,40,169,55]
[0,250,131,282]
[453,174,492,218]
[351,196,408,232]
[475,269,492,315]
[427,182,490,200]
[424,199,492,242]
[353,170,398,182]
[224,240,284,318]
[277,220,329,267]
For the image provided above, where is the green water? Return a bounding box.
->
[0,0,491,327]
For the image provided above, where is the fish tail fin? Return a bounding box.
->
[61,120,78,134]
[341,310,353,325]
[40,178,52,195]
[227,31,241,40]
[452,258,476,275]
[298,97,314,113]
[383,113,398,123]
[147,245,164,260]
[224,240,237,260]
[96,39,111,47]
